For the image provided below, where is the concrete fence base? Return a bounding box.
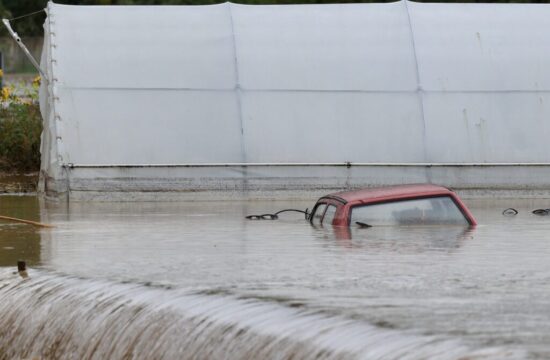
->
[40,164,550,201]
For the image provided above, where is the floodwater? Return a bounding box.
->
[0,196,550,359]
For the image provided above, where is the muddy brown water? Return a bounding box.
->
[0,196,549,359]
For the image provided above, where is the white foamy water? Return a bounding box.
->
[0,269,522,359]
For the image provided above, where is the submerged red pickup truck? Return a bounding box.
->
[310,184,477,227]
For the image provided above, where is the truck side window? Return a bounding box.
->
[323,205,337,225]
[311,203,327,225]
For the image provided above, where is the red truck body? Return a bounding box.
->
[311,184,477,227]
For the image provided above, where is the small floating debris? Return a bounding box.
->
[502,208,518,216]
[532,209,550,216]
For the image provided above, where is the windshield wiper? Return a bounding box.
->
[355,221,372,228]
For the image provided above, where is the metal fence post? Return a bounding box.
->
[0,51,3,89]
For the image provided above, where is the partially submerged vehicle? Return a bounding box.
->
[310,184,476,227]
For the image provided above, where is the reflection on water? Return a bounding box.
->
[324,223,473,249]
[0,196,41,266]
[1,196,550,358]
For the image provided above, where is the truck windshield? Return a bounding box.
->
[350,196,468,226]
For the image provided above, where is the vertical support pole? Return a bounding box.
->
[17,260,28,279]
[2,19,47,81]
[17,260,26,272]
[0,51,3,89]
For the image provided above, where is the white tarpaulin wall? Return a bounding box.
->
[39,1,550,200]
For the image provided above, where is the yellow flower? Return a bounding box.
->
[0,69,3,78]
[1,87,11,101]
[32,75,41,88]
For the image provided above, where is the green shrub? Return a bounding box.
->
[0,101,42,172]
